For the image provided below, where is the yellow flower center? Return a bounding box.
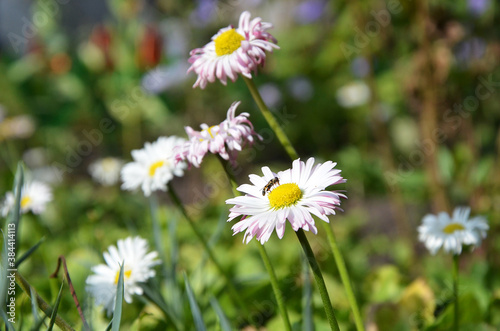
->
[214,29,245,56]
[199,125,218,142]
[443,223,465,234]
[268,183,302,209]
[149,160,165,177]
[21,196,31,209]
[114,269,132,285]
[101,157,116,172]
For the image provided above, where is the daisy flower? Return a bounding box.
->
[86,236,160,315]
[188,11,279,89]
[1,180,52,217]
[88,157,124,186]
[175,101,261,168]
[121,136,187,196]
[418,207,488,255]
[226,157,346,244]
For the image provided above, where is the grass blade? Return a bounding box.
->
[0,162,23,329]
[47,281,65,331]
[184,273,206,331]
[111,264,124,331]
[16,237,45,268]
[30,286,41,327]
[302,254,313,331]
[209,297,232,331]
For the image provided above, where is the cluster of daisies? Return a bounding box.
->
[0,10,490,318]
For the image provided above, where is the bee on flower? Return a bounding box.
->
[226,157,346,244]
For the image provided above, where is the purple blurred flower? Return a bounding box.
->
[190,0,218,26]
[259,83,283,109]
[454,37,486,66]
[350,57,370,78]
[294,0,326,24]
[287,77,314,102]
[468,0,490,16]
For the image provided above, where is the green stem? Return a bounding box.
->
[218,157,292,331]
[166,183,248,318]
[296,229,340,331]
[243,77,299,160]
[453,254,459,331]
[245,77,361,329]
[149,195,170,279]
[15,272,74,331]
[322,223,364,331]
[256,244,293,331]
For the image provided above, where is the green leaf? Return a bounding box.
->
[111,264,124,331]
[302,255,313,331]
[16,237,46,268]
[0,162,23,330]
[47,281,64,331]
[184,273,206,331]
[430,292,483,330]
[209,297,231,331]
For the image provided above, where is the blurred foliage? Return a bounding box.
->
[0,0,499,329]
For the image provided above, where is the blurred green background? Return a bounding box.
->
[1,0,499,329]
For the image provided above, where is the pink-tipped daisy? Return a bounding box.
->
[418,207,488,255]
[226,157,346,244]
[175,101,261,168]
[188,11,279,89]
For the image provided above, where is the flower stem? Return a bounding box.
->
[322,222,364,331]
[15,271,74,331]
[244,76,361,329]
[453,254,459,331]
[256,244,293,331]
[243,77,299,160]
[296,229,340,331]
[166,183,248,319]
[218,157,292,331]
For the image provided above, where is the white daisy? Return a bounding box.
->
[121,136,187,196]
[86,236,160,315]
[88,157,124,186]
[226,157,346,244]
[188,11,279,89]
[335,81,370,108]
[418,207,488,255]
[1,180,52,217]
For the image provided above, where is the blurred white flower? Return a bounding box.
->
[0,115,35,140]
[88,157,124,186]
[121,136,186,196]
[418,207,488,255]
[86,236,160,315]
[141,62,189,94]
[1,180,52,217]
[335,81,370,108]
[258,83,282,109]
